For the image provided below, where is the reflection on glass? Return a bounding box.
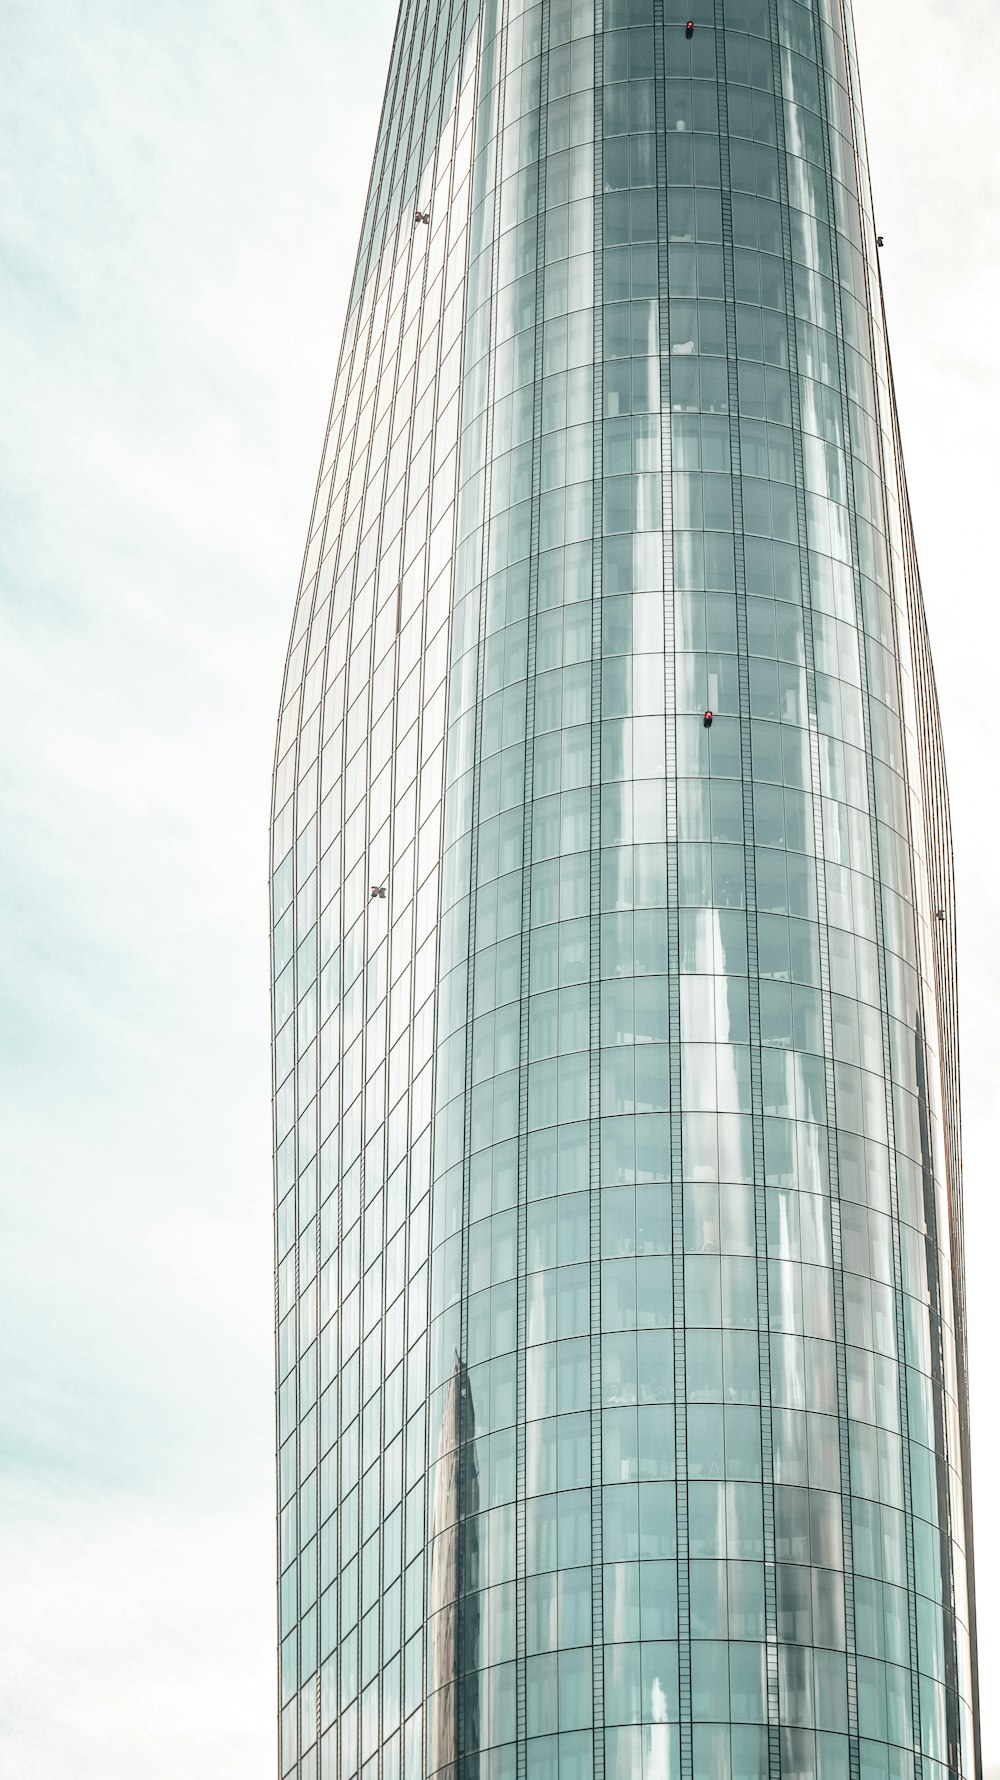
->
[430,1354,480,1778]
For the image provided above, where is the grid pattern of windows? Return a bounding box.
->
[270,1,980,1777]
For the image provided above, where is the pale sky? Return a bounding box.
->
[0,2,997,1775]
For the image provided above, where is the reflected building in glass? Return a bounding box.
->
[270,0,981,1776]
[429,1357,482,1772]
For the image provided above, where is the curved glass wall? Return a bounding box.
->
[269,1,981,1777]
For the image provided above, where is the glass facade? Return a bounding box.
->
[269,0,981,1775]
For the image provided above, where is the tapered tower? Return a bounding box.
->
[270,1,981,1775]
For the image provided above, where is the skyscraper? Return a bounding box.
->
[270,0,981,1775]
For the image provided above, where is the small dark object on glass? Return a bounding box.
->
[370,883,387,900]
[415,209,431,225]
[686,20,695,35]
[703,710,713,728]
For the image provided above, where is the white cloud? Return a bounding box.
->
[0,1494,274,1780]
[0,0,394,1773]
